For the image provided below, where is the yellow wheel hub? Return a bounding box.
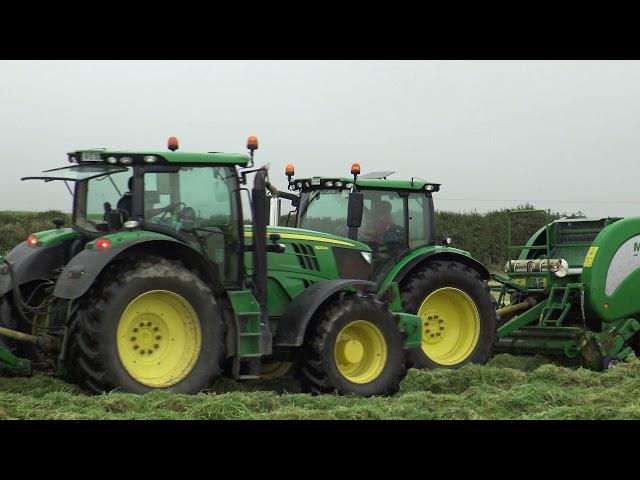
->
[260,361,293,379]
[334,320,387,384]
[418,287,480,366]
[116,290,202,388]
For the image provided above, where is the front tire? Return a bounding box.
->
[401,260,497,369]
[295,292,407,396]
[68,256,225,394]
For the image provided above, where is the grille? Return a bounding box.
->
[291,243,320,271]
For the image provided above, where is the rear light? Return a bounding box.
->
[96,238,111,249]
[27,235,40,247]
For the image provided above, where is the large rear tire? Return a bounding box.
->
[295,292,407,396]
[68,256,225,394]
[401,260,497,369]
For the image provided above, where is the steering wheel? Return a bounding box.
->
[158,202,186,222]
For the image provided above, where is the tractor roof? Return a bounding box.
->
[292,176,441,192]
[67,149,250,166]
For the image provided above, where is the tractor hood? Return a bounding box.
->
[245,225,372,252]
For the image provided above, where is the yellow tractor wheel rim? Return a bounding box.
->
[417,287,480,366]
[334,320,387,384]
[260,361,293,379]
[116,290,202,388]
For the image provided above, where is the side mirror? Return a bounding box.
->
[347,192,364,228]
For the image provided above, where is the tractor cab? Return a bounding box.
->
[273,165,440,279]
[21,145,249,285]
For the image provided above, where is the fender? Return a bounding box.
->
[53,236,221,300]
[0,242,66,296]
[274,279,377,347]
[384,246,490,286]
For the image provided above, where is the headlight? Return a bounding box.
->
[360,251,372,264]
[119,156,133,164]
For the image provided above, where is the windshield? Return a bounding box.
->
[74,167,133,232]
[298,189,351,237]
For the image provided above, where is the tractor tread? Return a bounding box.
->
[295,291,408,397]
[68,255,226,394]
[400,259,498,369]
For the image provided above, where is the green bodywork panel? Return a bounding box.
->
[294,176,439,192]
[84,230,177,250]
[380,244,474,285]
[29,228,80,248]
[244,225,371,318]
[70,149,250,166]
[250,225,370,250]
[582,217,640,322]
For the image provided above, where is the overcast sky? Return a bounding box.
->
[0,60,638,218]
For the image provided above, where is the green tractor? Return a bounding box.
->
[266,164,497,369]
[0,137,422,396]
[492,210,640,370]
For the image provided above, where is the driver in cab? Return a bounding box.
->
[116,176,183,224]
[362,201,395,240]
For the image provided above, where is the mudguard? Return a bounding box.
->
[0,242,66,296]
[391,249,490,284]
[53,237,215,300]
[274,279,376,347]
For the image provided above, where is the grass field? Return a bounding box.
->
[2,354,640,420]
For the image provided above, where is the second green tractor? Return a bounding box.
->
[267,164,498,369]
